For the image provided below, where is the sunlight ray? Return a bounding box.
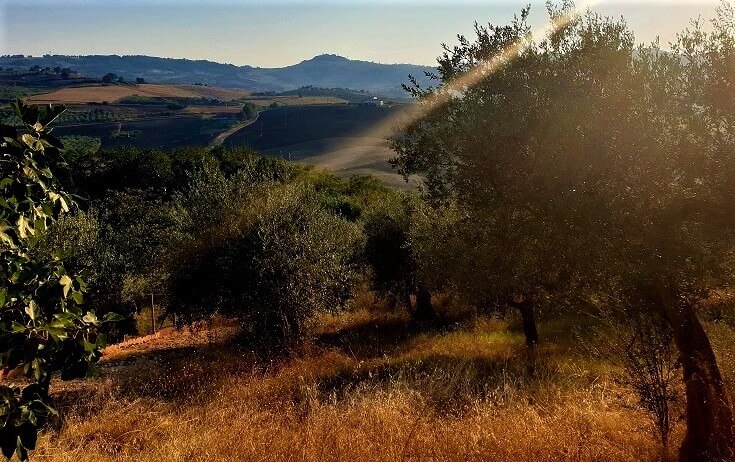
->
[328,0,602,166]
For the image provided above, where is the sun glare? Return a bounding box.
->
[330,0,602,165]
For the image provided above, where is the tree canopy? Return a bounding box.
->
[392,3,735,460]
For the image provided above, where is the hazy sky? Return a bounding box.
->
[0,1,720,67]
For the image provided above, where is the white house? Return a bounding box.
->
[361,96,384,107]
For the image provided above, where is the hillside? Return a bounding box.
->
[0,54,434,97]
[223,105,413,187]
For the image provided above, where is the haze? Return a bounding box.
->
[1,0,718,67]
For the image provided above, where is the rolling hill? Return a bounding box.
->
[0,54,434,98]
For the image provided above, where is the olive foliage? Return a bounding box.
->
[168,167,363,352]
[392,2,735,460]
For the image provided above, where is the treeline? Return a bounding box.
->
[254,86,381,103]
[51,141,423,351]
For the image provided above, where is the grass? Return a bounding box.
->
[32,300,735,462]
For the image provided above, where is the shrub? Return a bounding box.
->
[168,171,362,353]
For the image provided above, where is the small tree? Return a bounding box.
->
[101,73,117,84]
[168,169,361,353]
[239,102,258,121]
[363,193,437,322]
[0,101,119,460]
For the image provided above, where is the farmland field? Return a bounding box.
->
[223,104,412,186]
[28,83,347,107]
[54,116,236,150]
[224,105,402,152]
[28,83,252,104]
[18,84,411,183]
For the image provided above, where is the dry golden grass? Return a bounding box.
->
[33,305,735,462]
[28,84,251,104]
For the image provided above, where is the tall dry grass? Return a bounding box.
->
[33,307,735,462]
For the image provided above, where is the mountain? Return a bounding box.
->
[0,54,435,97]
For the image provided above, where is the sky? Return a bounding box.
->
[0,0,721,68]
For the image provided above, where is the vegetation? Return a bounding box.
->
[169,171,362,351]
[116,95,226,107]
[256,86,384,104]
[392,3,735,461]
[0,3,733,462]
[239,102,258,120]
[0,101,120,460]
[0,87,44,104]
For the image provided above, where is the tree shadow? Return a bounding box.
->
[314,308,478,360]
[309,351,559,415]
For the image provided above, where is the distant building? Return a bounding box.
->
[360,96,384,107]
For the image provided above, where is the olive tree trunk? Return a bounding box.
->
[509,297,539,348]
[414,286,436,323]
[656,281,734,462]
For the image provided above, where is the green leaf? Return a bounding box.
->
[45,327,68,342]
[0,228,15,248]
[102,312,124,322]
[18,423,38,450]
[71,292,83,305]
[59,275,72,298]
[24,301,38,322]
[81,311,97,325]
[20,134,42,151]
[58,196,69,213]
[0,288,6,308]
[16,438,28,462]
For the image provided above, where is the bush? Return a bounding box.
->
[168,171,362,353]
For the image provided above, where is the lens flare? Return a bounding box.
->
[320,0,602,181]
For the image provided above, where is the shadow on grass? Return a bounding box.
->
[309,351,563,415]
[314,307,479,360]
[315,315,413,359]
[51,337,256,421]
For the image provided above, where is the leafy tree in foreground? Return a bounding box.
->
[0,101,118,460]
[392,2,734,460]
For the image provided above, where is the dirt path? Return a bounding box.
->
[210,112,260,147]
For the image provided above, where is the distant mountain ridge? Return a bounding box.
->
[0,54,435,98]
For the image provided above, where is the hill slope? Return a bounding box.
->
[0,54,434,97]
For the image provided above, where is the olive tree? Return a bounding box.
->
[392,3,734,460]
[363,192,439,323]
[168,168,362,353]
[0,101,119,460]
